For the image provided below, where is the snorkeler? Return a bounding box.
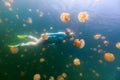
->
[8,31,74,48]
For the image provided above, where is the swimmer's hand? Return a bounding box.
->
[17,35,27,39]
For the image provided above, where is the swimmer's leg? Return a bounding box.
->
[27,35,39,41]
[8,41,38,47]
[21,38,43,46]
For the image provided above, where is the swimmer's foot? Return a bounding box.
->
[8,44,20,48]
[17,35,27,39]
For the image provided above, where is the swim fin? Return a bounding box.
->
[17,35,27,39]
[8,44,20,48]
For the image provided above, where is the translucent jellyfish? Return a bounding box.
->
[116,67,120,71]
[60,12,70,23]
[28,9,32,12]
[33,74,41,80]
[116,42,120,49]
[27,17,32,24]
[16,14,19,19]
[80,73,83,77]
[39,11,44,17]
[103,40,109,46]
[40,58,45,63]
[4,1,11,8]
[61,73,67,78]
[57,75,64,80]
[10,47,19,54]
[78,12,89,22]
[74,39,85,48]
[73,58,80,66]
[104,53,115,62]
[49,76,55,80]
[93,34,101,40]
[41,33,48,40]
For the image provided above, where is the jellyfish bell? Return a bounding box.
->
[116,42,120,49]
[78,39,85,48]
[78,12,89,22]
[73,58,80,66]
[33,74,41,80]
[93,34,101,40]
[10,47,19,54]
[74,39,85,49]
[60,12,70,23]
[4,1,11,8]
[74,39,79,46]
[104,53,115,62]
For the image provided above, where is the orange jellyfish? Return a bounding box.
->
[60,12,70,23]
[73,58,80,66]
[78,12,89,22]
[57,75,64,80]
[10,47,19,54]
[116,42,120,49]
[41,33,48,40]
[27,17,32,24]
[93,34,101,40]
[104,53,115,62]
[33,74,41,80]
[4,1,11,8]
[74,39,85,48]
[103,40,109,46]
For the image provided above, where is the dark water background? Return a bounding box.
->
[0,0,120,80]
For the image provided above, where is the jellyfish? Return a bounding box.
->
[73,58,80,66]
[74,39,85,48]
[33,74,41,80]
[116,42,120,49]
[10,47,19,54]
[104,53,115,62]
[60,12,70,23]
[78,12,89,22]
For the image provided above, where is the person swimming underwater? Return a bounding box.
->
[8,31,74,47]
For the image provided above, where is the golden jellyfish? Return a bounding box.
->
[40,58,45,63]
[4,1,11,8]
[27,17,32,24]
[60,12,70,23]
[73,58,80,66]
[10,47,19,54]
[39,11,44,17]
[103,40,109,46]
[104,53,115,62]
[78,12,89,22]
[74,39,85,48]
[93,34,101,40]
[61,73,67,78]
[116,42,120,49]
[57,75,64,80]
[33,74,41,80]
[41,33,48,40]
[49,76,55,80]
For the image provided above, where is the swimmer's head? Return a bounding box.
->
[66,31,75,39]
[41,33,48,40]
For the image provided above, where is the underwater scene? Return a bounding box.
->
[0,0,120,80]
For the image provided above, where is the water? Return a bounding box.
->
[0,0,120,80]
